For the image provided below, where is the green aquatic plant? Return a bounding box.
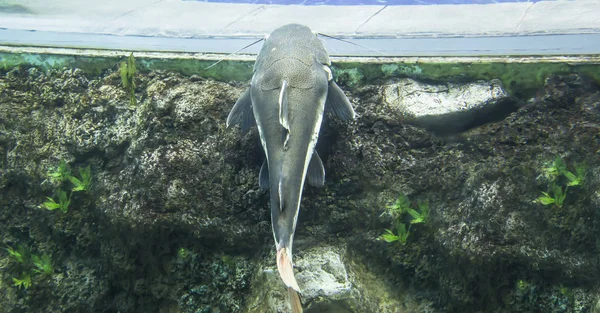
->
[534,184,567,207]
[46,160,71,184]
[379,194,430,245]
[563,164,586,187]
[382,194,411,217]
[31,253,53,276]
[42,163,93,213]
[177,247,189,259]
[540,157,567,182]
[12,273,32,290]
[534,157,587,208]
[43,190,71,213]
[69,165,92,192]
[381,223,410,245]
[120,52,137,106]
[6,245,25,263]
[408,201,430,224]
[6,245,56,289]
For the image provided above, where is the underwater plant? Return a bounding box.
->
[31,253,53,276]
[408,201,430,224]
[381,223,410,244]
[6,245,25,263]
[383,194,411,217]
[120,52,137,106]
[534,157,587,208]
[43,190,71,213]
[46,160,71,185]
[12,273,32,290]
[177,247,189,259]
[69,165,92,192]
[379,194,430,245]
[540,157,567,181]
[6,245,55,289]
[42,162,93,213]
[563,164,586,187]
[534,184,567,207]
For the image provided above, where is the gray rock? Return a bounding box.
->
[383,78,517,133]
[295,246,352,300]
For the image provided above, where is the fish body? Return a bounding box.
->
[227,23,355,311]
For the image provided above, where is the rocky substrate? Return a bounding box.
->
[1,63,599,313]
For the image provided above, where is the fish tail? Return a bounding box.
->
[276,247,300,291]
[288,287,303,313]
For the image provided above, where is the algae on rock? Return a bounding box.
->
[1,57,600,313]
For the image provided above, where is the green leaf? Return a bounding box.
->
[120,62,129,88]
[127,53,136,77]
[396,223,410,244]
[534,192,555,205]
[43,197,61,210]
[407,208,420,219]
[552,185,566,207]
[32,253,53,275]
[68,165,92,192]
[575,165,586,180]
[407,208,425,224]
[386,194,411,216]
[12,273,31,290]
[6,246,24,263]
[563,171,581,187]
[54,190,71,213]
[72,185,86,192]
[46,160,71,184]
[68,176,83,187]
[553,157,567,174]
[565,164,586,187]
[563,170,577,181]
[380,229,399,243]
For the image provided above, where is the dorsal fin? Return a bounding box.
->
[278,176,285,212]
[279,80,290,148]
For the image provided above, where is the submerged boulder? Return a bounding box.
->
[383,78,519,133]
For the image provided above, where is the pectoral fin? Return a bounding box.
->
[326,81,356,120]
[259,160,269,190]
[307,151,325,187]
[226,88,255,132]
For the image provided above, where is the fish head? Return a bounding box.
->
[254,24,331,74]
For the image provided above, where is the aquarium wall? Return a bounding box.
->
[1,0,600,55]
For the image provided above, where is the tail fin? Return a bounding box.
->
[288,287,303,313]
[276,248,300,291]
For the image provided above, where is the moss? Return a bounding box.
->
[139,58,254,82]
[331,67,365,88]
[0,52,120,77]
[331,60,600,98]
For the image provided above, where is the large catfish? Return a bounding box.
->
[227,23,355,312]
